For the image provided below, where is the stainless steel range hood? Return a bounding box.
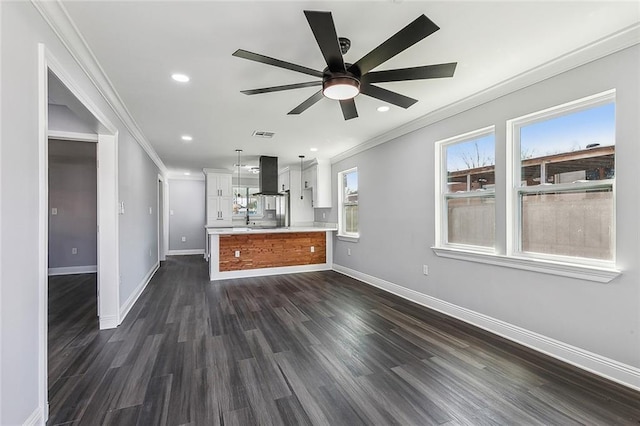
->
[254,155,280,195]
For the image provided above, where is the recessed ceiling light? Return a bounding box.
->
[377,105,390,112]
[184,172,191,176]
[171,73,190,83]
[310,147,318,152]
[181,135,193,142]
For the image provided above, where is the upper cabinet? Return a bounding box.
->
[204,168,233,227]
[303,159,332,208]
[206,172,232,197]
[278,168,290,193]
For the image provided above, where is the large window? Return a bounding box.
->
[436,127,495,250]
[434,90,617,280]
[508,91,615,265]
[338,167,358,238]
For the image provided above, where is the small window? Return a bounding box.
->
[436,127,496,250]
[338,167,358,238]
[508,90,615,265]
[233,187,261,217]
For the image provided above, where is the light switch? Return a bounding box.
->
[51,208,58,215]
[181,236,186,242]
[170,209,174,216]
[310,246,315,253]
[71,248,78,255]
[149,207,153,214]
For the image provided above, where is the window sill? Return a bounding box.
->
[337,234,359,243]
[431,247,620,283]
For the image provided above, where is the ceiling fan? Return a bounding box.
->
[233,10,457,120]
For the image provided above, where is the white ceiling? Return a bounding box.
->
[59,1,639,175]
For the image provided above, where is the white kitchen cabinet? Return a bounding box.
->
[303,159,332,208]
[278,168,290,193]
[206,172,232,197]
[203,169,233,227]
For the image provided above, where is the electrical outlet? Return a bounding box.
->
[51,208,58,215]
[347,248,351,256]
[423,265,429,275]
[170,209,174,215]
[310,246,315,253]
[71,248,78,255]
[235,250,240,258]
[181,236,187,242]
[149,249,152,257]
[322,212,326,219]
[149,207,153,214]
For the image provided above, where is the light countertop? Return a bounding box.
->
[206,226,337,235]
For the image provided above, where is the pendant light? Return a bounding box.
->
[299,155,305,200]
[235,149,242,207]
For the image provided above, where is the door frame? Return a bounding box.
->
[158,174,168,262]
[38,44,120,420]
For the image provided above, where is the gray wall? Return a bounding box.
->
[328,45,640,370]
[169,178,205,251]
[118,131,160,306]
[48,104,96,134]
[48,139,97,269]
[0,2,162,423]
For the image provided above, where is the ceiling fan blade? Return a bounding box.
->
[241,81,322,95]
[363,63,457,84]
[233,49,323,78]
[304,10,346,73]
[361,84,418,109]
[288,90,324,115]
[339,99,358,120]
[350,15,440,76]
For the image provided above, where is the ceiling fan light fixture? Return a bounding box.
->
[171,73,190,83]
[322,76,360,100]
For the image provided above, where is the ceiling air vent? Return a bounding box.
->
[252,130,275,138]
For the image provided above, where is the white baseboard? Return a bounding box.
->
[211,263,331,281]
[167,249,204,256]
[119,262,159,324]
[332,264,640,392]
[22,405,43,426]
[99,315,118,330]
[48,265,97,276]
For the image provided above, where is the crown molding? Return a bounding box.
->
[331,23,640,165]
[167,173,205,181]
[31,0,168,176]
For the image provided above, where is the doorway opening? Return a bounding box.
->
[39,45,120,421]
[46,137,99,418]
[158,175,167,263]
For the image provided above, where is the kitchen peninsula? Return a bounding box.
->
[205,226,336,280]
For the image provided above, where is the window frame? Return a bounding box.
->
[506,89,616,269]
[432,90,620,283]
[232,186,264,218]
[434,126,496,253]
[338,167,359,240]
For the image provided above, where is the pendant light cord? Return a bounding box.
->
[299,155,305,200]
[236,149,242,207]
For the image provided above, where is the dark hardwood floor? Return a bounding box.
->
[47,256,640,425]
